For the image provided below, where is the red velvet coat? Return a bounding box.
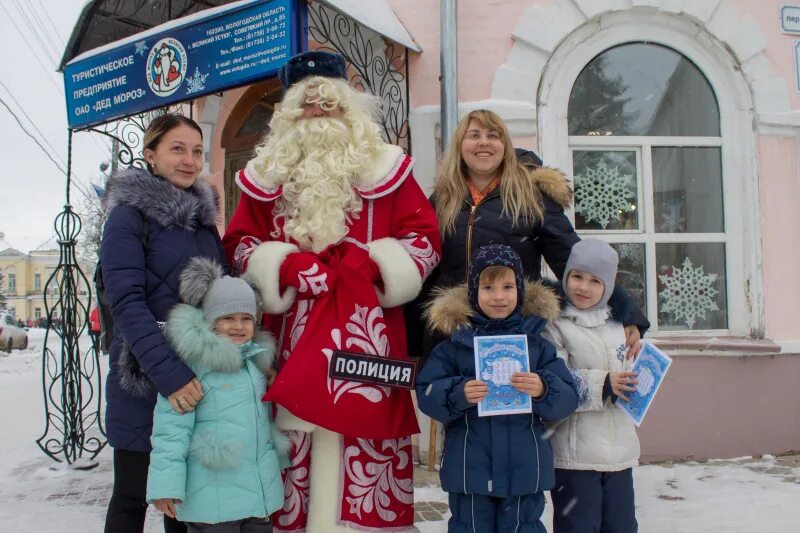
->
[223,145,441,440]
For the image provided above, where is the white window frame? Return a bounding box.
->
[538,15,762,338]
[570,137,727,335]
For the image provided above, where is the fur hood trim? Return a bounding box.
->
[166,304,275,373]
[531,166,573,209]
[105,167,219,230]
[425,281,561,336]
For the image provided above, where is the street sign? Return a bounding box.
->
[64,0,300,129]
[780,5,800,34]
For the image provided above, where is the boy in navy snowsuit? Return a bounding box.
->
[416,244,579,533]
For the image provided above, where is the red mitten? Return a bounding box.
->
[279,252,337,298]
[338,242,383,286]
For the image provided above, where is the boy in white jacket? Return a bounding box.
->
[543,238,640,532]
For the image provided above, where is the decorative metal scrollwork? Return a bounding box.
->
[307,1,409,148]
[36,131,105,464]
[86,102,194,171]
[38,100,192,464]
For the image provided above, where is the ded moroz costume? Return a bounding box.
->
[222,51,441,532]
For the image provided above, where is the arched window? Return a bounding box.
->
[568,43,728,332]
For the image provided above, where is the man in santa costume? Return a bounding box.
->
[222,51,441,532]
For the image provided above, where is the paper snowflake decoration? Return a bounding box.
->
[185,67,209,94]
[615,243,644,266]
[134,41,148,57]
[658,257,719,328]
[660,201,686,232]
[574,160,635,229]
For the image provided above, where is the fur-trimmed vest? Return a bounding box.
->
[416,281,579,497]
[147,304,287,523]
[100,167,227,452]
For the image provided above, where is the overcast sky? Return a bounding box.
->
[0,0,108,253]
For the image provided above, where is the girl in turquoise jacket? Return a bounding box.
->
[146,258,288,531]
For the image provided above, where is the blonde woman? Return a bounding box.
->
[407,109,648,360]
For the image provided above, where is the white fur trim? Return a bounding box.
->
[368,237,423,308]
[275,405,317,433]
[358,144,404,188]
[306,428,353,532]
[244,241,298,314]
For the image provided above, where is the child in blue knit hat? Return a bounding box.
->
[146,257,288,533]
[416,244,578,532]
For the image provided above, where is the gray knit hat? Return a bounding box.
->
[201,275,258,324]
[562,238,618,309]
[179,257,258,324]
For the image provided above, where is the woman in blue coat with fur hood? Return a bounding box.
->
[100,114,228,533]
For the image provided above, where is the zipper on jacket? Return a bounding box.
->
[247,361,268,510]
[464,192,496,277]
[531,417,541,493]
[463,414,470,493]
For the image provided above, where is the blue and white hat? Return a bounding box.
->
[468,244,525,315]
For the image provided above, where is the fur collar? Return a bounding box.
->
[530,166,573,209]
[105,167,219,230]
[166,304,275,374]
[424,281,561,336]
[561,304,612,328]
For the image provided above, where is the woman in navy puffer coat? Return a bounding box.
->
[100,114,227,533]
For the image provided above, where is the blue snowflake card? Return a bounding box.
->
[474,335,532,417]
[616,341,672,426]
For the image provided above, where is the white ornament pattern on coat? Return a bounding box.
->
[297,263,329,295]
[343,437,414,521]
[290,300,313,350]
[278,431,311,527]
[399,233,440,279]
[282,299,314,362]
[322,305,392,404]
[233,235,262,275]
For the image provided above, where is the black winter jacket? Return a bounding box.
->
[406,149,650,359]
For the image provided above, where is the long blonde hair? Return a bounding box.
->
[434,109,543,236]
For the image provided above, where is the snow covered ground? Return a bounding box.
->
[2,329,799,532]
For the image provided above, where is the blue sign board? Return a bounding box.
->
[64,0,300,129]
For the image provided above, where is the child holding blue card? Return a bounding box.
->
[543,238,641,533]
[416,244,578,532]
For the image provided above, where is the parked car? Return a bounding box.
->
[0,313,28,353]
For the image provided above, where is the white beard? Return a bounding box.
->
[273,117,366,252]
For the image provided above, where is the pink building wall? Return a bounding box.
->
[639,354,800,461]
